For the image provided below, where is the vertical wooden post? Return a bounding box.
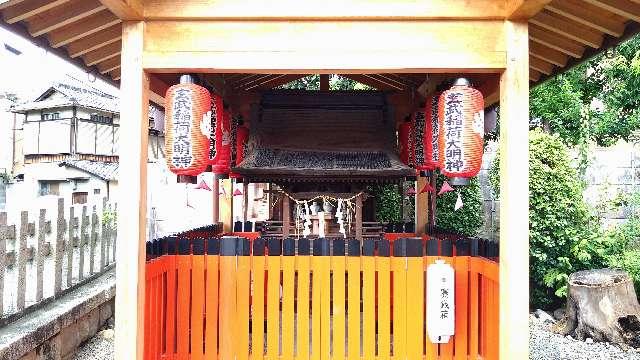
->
[320,74,330,91]
[67,206,76,288]
[115,20,148,360]
[282,195,290,237]
[243,180,249,222]
[36,209,46,302]
[79,205,88,281]
[0,212,14,316]
[499,20,529,360]
[355,193,363,240]
[415,176,428,236]
[90,205,98,275]
[212,175,219,224]
[16,211,32,312]
[54,198,65,294]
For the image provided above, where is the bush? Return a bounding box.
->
[435,174,483,237]
[489,129,604,308]
[371,184,402,223]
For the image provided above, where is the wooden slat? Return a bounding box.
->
[236,252,250,360]
[340,74,401,91]
[296,254,311,360]
[191,251,206,360]
[254,74,307,90]
[28,0,105,37]
[176,254,191,359]
[204,252,219,358]
[529,24,585,58]
[361,254,375,359]
[99,0,142,20]
[251,254,265,360]
[282,255,295,360]
[266,254,280,359]
[67,23,122,57]
[16,211,30,312]
[99,198,107,271]
[347,255,360,360]
[529,40,568,66]
[3,0,70,24]
[424,256,438,359]
[97,56,121,74]
[0,0,29,11]
[84,40,121,66]
[530,68,542,81]
[454,256,470,360]
[0,213,12,316]
[530,10,603,48]
[111,68,121,80]
[529,55,554,74]
[405,256,424,360]
[89,205,98,275]
[318,255,331,360]
[392,256,407,359]
[48,9,121,48]
[546,0,625,36]
[332,252,346,360]
[66,206,75,288]
[377,254,391,360]
[583,0,640,22]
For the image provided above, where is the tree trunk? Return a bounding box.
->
[562,269,640,348]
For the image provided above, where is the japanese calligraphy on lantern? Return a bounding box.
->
[427,259,455,343]
[414,110,426,166]
[209,97,219,160]
[443,91,465,173]
[171,88,194,169]
[430,96,440,164]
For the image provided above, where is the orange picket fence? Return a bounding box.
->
[144,235,499,360]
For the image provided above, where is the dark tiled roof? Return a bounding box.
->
[59,160,118,181]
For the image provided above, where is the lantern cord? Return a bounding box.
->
[279,190,365,205]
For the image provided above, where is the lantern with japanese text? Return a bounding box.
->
[164,75,211,176]
[398,116,414,167]
[230,117,249,179]
[209,95,232,175]
[437,78,484,185]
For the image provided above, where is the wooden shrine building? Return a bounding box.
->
[3,1,640,359]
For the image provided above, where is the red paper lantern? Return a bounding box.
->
[230,119,250,179]
[438,78,484,183]
[209,95,232,175]
[398,116,414,167]
[164,75,211,176]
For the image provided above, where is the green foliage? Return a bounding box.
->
[607,249,640,291]
[102,207,118,230]
[490,130,604,308]
[435,174,483,237]
[530,34,640,147]
[371,184,402,223]
[279,75,372,91]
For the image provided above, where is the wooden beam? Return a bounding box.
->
[546,0,625,37]
[84,40,121,66]
[143,21,507,73]
[0,0,28,11]
[66,23,122,57]
[529,24,585,58]
[355,193,363,240]
[529,11,603,48]
[143,0,507,20]
[582,0,640,22]
[320,74,329,91]
[97,56,120,74]
[254,74,307,89]
[111,67,121,80]
[340,74,401,91]
[98,0,142,20]
[244,75,288,90]
[114,20,147,360]
[507,0,552,19]
[529,40,568,66]
[500,20,530,360]
[3,0,70,24]
[233,74,274,90]
[530,68,542,82]
[529,55,554,74]
[48,10,121,48]
[371,74,410,90]
[28,0,105,37]
[415,177,428,236]
[282,195,290,238]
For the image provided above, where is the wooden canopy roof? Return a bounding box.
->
[1,0,639,99]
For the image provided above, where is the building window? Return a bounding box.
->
[38,181,60,196]
[90,113,113,124]
[42,112,60,120]
[94,188,101,195]
[72,192,88,204]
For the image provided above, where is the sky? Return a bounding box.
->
[0,27,118,102]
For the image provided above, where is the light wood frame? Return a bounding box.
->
[117,15,530,360]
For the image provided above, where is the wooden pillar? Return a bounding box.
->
[320,74,329,91]
[499,20,529,360]
[355,193,363,240]
[282,195,290,237]
[428,175,437,231]
[115,21,148,360]
[220,178,233,232]
[212,175,219,224]
[415,176,428,236]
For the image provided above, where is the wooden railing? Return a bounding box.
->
[144,235,499,360]
[0,197,117,323]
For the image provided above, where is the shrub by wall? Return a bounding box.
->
[435,174,483,237]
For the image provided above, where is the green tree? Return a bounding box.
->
[435,174,483,237]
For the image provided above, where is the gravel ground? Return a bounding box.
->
[73,318,114,360]
[530,314,640,360]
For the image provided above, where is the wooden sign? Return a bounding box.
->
[427,259,455,343]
